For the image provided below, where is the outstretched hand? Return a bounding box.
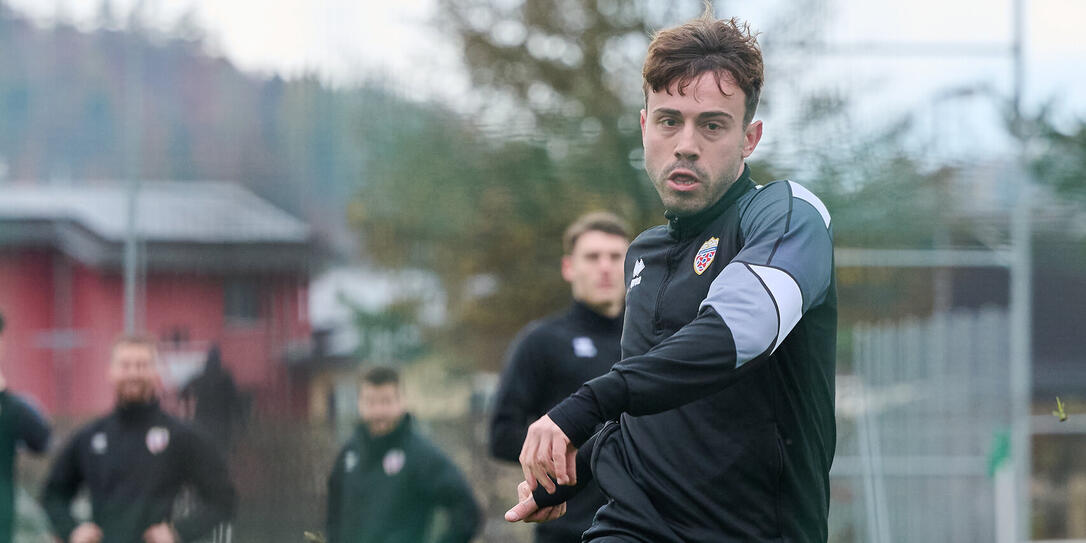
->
[519,415,577,493]
[505,480,566,523]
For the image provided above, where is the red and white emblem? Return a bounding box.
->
[693,237,719,275]
[146,426,170,455]
[383,448,406,476]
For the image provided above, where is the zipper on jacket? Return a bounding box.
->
[653,244,678,333]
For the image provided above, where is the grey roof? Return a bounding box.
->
[0,181,309,243]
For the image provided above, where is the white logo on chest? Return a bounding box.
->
[572,337,597,358]
[344,450,359,472]
[146,427,170,454]
[91,432,108,454]
[383,449,406,476]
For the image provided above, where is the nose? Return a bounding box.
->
[674,124,699,162]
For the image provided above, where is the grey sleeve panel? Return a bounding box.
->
[699,262,780,366]
[701,181,833,362]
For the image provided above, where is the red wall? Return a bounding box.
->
[0,249,58,412]
[0,248,310,417]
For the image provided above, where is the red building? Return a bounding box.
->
[0,181,314,417]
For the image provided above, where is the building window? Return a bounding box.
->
[224,280,262,324]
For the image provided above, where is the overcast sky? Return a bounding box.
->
[6,0,1085,159]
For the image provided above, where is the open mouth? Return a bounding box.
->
[667,169,700,191]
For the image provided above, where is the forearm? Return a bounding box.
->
[549,308,744,445]
[42,491,78,540]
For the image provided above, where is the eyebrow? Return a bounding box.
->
[652,108,735,122]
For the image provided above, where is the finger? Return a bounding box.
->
[520,453,537,491]
[551,436,568,485]
[504,496,538,522]
[565,448,578,486]
[520,438,541,491]
[531,462,556,494]
[547,504,566,521]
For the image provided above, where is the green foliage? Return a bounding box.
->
[1028,110,1086,203]
[351,106,623,368]
[437,0,710,224]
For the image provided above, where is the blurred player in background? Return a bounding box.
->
[326,366,480,543]
[0,311,51,543]
[43,335,236,543]
[489,212,628,543]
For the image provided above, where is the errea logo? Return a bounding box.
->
[629,259,645,289]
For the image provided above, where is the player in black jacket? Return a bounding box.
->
[43,335,236,543]
[489,212,628,543]
[0,311,51,543]
[326,367,479,543]
[509,12,837,543]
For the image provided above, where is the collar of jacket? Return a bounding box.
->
[569,299,623,332]
[665,164,755,241]
[114,398,161,424]
[357,412,413,455]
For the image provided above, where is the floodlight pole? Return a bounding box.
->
[1008,0,1032,540]
[123,27,143,334]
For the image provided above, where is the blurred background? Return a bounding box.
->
[0,0,1084,541]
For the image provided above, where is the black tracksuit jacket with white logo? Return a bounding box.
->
[42,400,236,543]
[490,301,622,543]
[542,166,837,542]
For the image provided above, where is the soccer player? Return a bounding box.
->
[326,366,480,543]
[0,311,51,543]
[489,212,629,543]
[508,10,838,543]
[43,335,236,543]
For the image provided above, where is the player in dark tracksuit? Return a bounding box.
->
[0,311,53,543]
[43,336,235,543]
[490,213,628,543]
[490,302,622,542]
[510,14,836,543]
[0,391,51,543]
[326,367,479,543]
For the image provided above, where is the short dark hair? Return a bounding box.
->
[562,211,630,255]
[642,8,764,124]
[360,366,400,388]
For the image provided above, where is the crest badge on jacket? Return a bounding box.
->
[693,237,719,275]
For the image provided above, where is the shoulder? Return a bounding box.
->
[66,415,110,447]
[510,313,564,349]
[406,432,454,467]
[337,434,361,456]
[741,180,832,232]
[3,391,45,417]
[629,224,669,249]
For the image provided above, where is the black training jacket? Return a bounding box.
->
[490,301,621,543]
[546,166,837,542]
[42,400,236,543]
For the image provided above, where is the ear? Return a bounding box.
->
[561,255,575,284]
[640,109,647,138]
[742,120,763,158]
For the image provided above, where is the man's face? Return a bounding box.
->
[358,383,405,437]
[562,230,628,310]
[108,343,160,405]
[641,71,763,217]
